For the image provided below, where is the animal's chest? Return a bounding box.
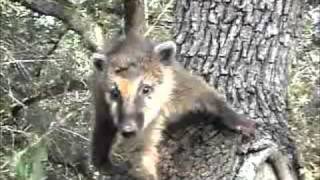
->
[113,133,144,156]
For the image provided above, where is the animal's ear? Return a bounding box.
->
[92,53,107,71]
[153,41,176,65]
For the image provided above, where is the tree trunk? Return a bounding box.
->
[156,0,303,179]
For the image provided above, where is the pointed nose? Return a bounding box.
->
[120,122,137,138]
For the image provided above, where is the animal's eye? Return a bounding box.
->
[114,67,122,74]
[114,66,128,74]
[110,85,120,99]
[141,85,153,95]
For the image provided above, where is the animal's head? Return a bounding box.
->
[93,34,176,138]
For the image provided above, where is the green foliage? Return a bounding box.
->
[12,137,48,180]
[288,10,320,180]
[0,1,89,179]
[144,0,174,40]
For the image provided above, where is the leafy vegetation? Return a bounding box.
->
[0,1,174,179]
[288,8,320,180]
[12,136,47,180]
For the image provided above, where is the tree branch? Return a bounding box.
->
[11,0,105,52]
[45,29,68,56]
[34,29,68,77]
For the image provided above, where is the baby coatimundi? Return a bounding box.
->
[90,32,256,180]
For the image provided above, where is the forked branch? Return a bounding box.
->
[10,0,104,51]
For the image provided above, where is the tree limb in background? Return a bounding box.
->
[124,0,145,35]
[45,29,68,56]
[95,2,123,17]
[34,29,68,77]
[10,0,104,51]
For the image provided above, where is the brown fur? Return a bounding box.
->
[90,33,256,180]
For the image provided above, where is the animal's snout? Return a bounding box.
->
[120,122,138,138]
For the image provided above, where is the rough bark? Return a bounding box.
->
[157,0,303,179]
[10,0,105,51]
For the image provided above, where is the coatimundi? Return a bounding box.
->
[90,32,256,180]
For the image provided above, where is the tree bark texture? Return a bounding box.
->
[155,0,303,179]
